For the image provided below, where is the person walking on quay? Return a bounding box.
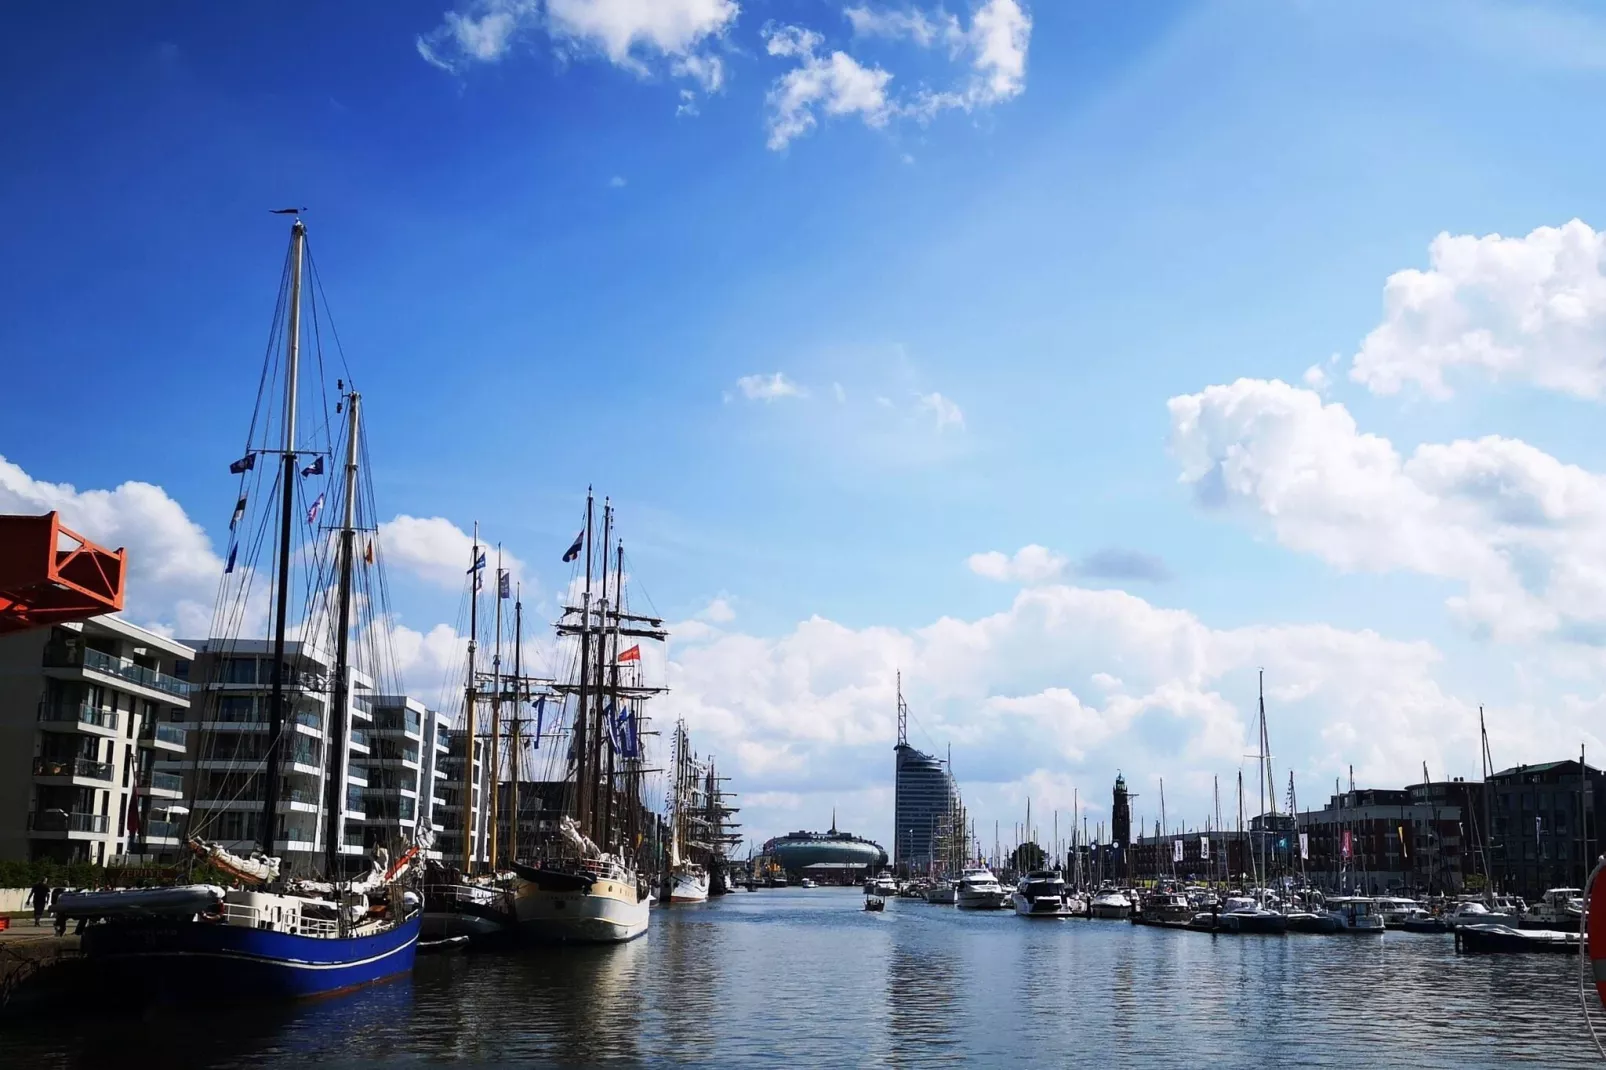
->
[52,887,67,936]
[26,879,50,927]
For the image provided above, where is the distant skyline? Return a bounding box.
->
[6,1,1606,851]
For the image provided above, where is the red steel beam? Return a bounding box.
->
[0,512,126,634]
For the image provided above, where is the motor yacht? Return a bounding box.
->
[1521,887,1584,930]
[1089,887,1132,920]
[1013,871,1071,917]
[1325,896,1386,934]
[955,867,1010,910]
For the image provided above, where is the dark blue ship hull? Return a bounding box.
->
[79,913,421,1001]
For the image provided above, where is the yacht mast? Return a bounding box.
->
[603,541,624,852]
[510,587,522,861]
[589,501,612,842]
[259,216,305,858]
[460,522,479,873]
[323,389,360,878]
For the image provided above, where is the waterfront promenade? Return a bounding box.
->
[1,887,1598,1068]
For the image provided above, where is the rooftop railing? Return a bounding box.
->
[49,646,192,697]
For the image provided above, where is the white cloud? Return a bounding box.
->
[763,23,894,150]
[848,0,1033,117]
[917,390,965,430]
[832,381,847,403]
[0,454,224,635]
[417,0,737,97]
[662,581,1503,848]
[967,544,1067,584]
[608,174,627,188]
[378,515,529,591]
[736,371,807,401]
[1349,219,1606,399]
[1169,376,1606,642]
[699,596,737,623]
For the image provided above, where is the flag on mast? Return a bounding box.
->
[230,495,247,532]
[1200,836,1210,860]
[228,452,255,475]
[562,531,584,562]
[300,456,324,477]
[224,543,238,575]
[498,571,510,599]
[306,493,325,525]
[617,645,641,663]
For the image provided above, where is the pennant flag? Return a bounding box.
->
[602,701,619,752]
[617,645,641,663]
[228,452,256,475]
[532,695,545,751]
[224,543,238,574]
[562,531,584,563]
[1172,839,1183,862]
[616,704,639,758]
[306,493,325,525]
[498,571,510,599]
[468,550,486,573]
[230,495,247,531]
[364,540,374,565]
[1298,832,1309,860]
[1199,836,1210,861]
[1341,829,1353,860]
[300,456,324,477]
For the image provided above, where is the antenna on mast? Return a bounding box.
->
[896,670,908,748]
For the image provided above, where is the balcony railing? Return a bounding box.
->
[48,646,190,697]
[152,723,188,747]
[33,756,114,781]
[38,702,120,731]
[29,810,109,833]
[141,819,182,840]
[143,770,184,794]
[294,710,323,732]
[349,728,370,749]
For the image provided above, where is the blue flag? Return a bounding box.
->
[498,571,510,599]
[468,550,486,573]
[562,531,583,563]
[300,456,324,477]
[532,695,545,751]
[230,495,247,532]
[228,453,255,475]
[306,493,325,525]
[224,543,238,574]
[616,704,639,758]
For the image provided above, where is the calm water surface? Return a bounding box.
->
[4,888,1602,1068]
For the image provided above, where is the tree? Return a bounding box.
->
[1009,841,1047,872]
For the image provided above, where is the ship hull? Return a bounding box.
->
[77,914,420,1001]
[513,876,649,943]
[669,871,710,904]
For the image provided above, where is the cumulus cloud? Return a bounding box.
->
[417,0,737,99]
[662,582,1497,847]
[968,544,1067,584]
[917,391,964,430]
[763,23,894,150]
[847,0,1033,116]
[1349,219,1606,399]
[1169,376,1606,641]
[735,371,807,401]
[378,515,529,591]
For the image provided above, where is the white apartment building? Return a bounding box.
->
[172,638,373,875]
[434,725,488,869]
[0,615,194,864]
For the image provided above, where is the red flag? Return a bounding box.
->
[127,783,141,836]
[617,645,641,663]
[1341,829,1352,860]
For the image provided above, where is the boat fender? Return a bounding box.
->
[1587,856,1606,1010]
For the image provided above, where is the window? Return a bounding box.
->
[224,658,257,684]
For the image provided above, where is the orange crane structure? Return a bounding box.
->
[0,511,126,635]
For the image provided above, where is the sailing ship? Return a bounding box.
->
[56,214,421,998]
[510,493,663,942]
[666,720,710,903]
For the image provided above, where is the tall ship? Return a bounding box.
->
[56,213,421,998]
[510,493,664,942]
[666,721,710,903]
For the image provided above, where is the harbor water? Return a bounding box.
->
[3,888,1600,1068]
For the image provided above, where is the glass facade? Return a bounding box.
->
[893,743,958,871]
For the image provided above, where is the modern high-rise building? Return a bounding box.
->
[434,726,488,869]
[0,615,194,864]
[891,680,959,873]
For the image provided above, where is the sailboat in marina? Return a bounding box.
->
[510,492,664,942]
[56,214,422,998]
[666,721,710,903]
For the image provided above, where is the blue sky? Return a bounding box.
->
[8,0,1606,851]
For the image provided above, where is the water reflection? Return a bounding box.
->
[1,891,1601,1069]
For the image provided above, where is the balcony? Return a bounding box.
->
[47,645,190,699]
[138,819,182,843]
[33,756,114,781]
[142,770,184,796]
[38,702,120,734]
[148,723,188,749]
[29,810,109,834]
[349,728,371,750]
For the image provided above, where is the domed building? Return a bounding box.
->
[763,815,887,883]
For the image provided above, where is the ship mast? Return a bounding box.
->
[574,491,594,836]
[323,389,360,879]
[460,522,479,873]
[510,586,522,861]
[589,501,612,843]
[488,547,503,871]
[259,216,305,859]
[603,540,623,851]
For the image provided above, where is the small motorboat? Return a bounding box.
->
[1399,914,1450,934]
[1089,888,1132,920]
[926,880,958,905]
[864,895,886,912]
[1013,872,1071,917]
[1217,896,1287,935]
[1457,923,1581,954]
[1284,911,1340,934]
[1326,896,1386,934]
